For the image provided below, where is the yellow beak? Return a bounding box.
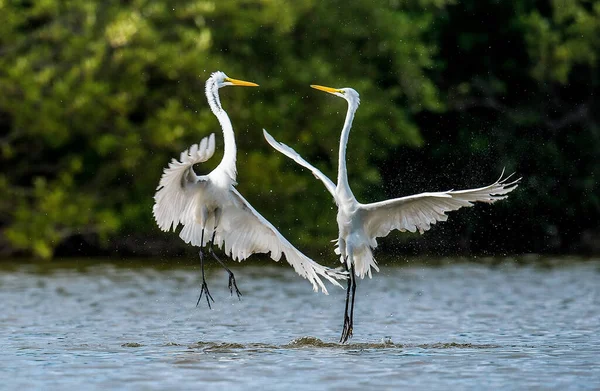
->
[225,77,259,87]
[310,84,343,94]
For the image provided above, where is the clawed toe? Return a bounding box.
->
[228,274,242,299]
[197,281,215,309]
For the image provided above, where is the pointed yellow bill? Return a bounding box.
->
[310,84,343,94]
[225,77,259,87]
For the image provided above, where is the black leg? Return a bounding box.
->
[340,259,353,343]
[196,229,215,308]
[208,229,242,299]
[348,263,357,339]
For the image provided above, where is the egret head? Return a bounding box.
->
[205,71,258,111]
[310,85,360,108]
[209,71,259,89]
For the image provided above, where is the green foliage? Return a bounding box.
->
[0,0,597,258]
[394,0,600,253]
[521,0,600,83]
[0,0,446,258]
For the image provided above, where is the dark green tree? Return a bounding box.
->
[0,0,449,258]
[382,0,600,254]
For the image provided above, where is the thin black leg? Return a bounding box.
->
[340,259,353,343]
[348,263,357,339]
[196,229,214,308]
[208,229,242,299]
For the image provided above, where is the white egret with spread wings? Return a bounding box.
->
[153,72,345,308]
[263,84,520,342]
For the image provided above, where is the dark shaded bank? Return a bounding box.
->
[0,253,597,270]
[45,229,600,260]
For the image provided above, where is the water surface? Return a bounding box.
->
[1,258,598,390]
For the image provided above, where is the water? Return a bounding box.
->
[1,257,599,390]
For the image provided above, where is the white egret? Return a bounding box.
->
[263,84,520,342]
[153,72,345,308]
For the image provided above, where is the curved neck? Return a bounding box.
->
[206,81,237,181]
[336,100,358,198]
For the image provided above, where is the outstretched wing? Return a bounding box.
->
[153,134,216,232]
[360,171,520,241]
[263,129,336,198]
[211,187,346,294]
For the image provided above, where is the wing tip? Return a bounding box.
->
[263,128,275,143]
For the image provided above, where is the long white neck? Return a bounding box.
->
[336,100,358,199]
[206,80,237,181]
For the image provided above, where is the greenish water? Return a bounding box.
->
[1,258,599,390]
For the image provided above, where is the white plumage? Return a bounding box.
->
[153,72,345,301]
[154,134,216,233]
[264,84,520,342]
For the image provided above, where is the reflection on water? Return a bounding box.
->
[0,258,599,389]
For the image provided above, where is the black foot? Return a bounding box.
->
[228,273,242,299]
[340,315,353,343]
[196,280,215,309]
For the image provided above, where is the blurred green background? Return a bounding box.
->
[1,0,598,260]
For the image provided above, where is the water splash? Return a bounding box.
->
[284,336,339,348]
[121,342,143,348]
[184,338,501,351]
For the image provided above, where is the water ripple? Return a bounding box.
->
[0,259,598,390]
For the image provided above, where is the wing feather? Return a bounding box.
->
[263,129,337,198]
[153,134,216,232]
[360,172,520,241]
[202,187,346,293]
